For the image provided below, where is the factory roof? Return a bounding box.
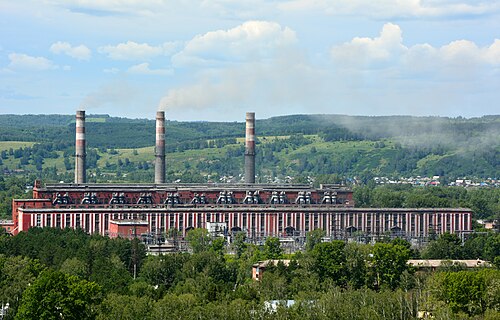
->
[37,183,351,193]
[253,260,292,268]
[109,219,149,226]
[408,259,492,268]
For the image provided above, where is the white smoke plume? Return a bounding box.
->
[79,80,139,111]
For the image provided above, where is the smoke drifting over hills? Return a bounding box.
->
[80,81,139,112]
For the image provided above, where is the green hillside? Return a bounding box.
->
[0,114,498,183]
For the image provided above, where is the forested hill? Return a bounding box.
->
[1,113,498,147]
[0,113,498,181]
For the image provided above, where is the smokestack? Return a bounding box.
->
[245,112,256,184]
[155,111,166,184]
[75,110,86,184]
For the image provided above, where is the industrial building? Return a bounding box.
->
[9,111,473,242]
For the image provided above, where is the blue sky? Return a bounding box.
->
[0,0,499,121]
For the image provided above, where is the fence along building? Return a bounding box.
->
[10,111,472,240]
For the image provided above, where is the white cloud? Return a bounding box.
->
[484,39,500,65]
[331,23,407,67]
[8,53,56,71]
[103,67,120,74]
[47,0,171,16]
[50,41,91,60]
[332,23,500,73]
[158,21,500,120]
[404,38,500,77]
[98,41,177,60]
[439,40,481,64]
[127,63,173,75]
[172,20,297,66]
[278,0,500,18]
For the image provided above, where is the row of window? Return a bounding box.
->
[33,212,469,234]
[35,213,109,232]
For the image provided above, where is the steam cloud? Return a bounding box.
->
[80,81,138,111]
[157,53,328,117]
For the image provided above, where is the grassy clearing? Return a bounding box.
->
[41,151,67,171]
[286,140,377,157]
[0,141,35,151]
[97,146,155,167]
[416,154,449,169]
[87,117,107,123]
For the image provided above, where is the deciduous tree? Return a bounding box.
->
[310,241,348,285]
[16,270,102,320]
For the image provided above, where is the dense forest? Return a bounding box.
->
[0,114,498,183]
[0,228,499,319]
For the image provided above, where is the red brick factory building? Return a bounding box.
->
[8,111,472,242]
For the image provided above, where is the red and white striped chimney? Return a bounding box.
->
[75,110,86,184]
[155,111,166,184]
[245,112,256,184]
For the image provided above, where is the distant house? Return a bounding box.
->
[0,220,15,235]
[407,259,492,271]
[476,219,498,230]
[252,260,292,281]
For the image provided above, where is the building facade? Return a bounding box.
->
[12,183,471,240]
[7,110,473,240]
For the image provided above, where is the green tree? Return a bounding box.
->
[422,233,463,259]
[139,254,188,290]
[186,228,210,253]
[371,188,405,208]
[305,229,326,252]
[345,242,369,289]
[232,232,247,259]
[97,293,153,320]
[152,294,197,319]
[263,237,282,259]
[353,186,372,207]
[310,241,348,285]
[210,237,226,256]
[16,270,102,320]
[259,269,288,301]
[370,243,410,290]
[437,271,487,315]
[89,255,132,294]
[484,234,500,264]
[0,256,44,317]
[60,257,88,279]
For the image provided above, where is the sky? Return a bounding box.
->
[0,1,499,121]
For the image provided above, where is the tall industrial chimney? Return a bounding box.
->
[155,111,166,184]
[75,110,86,184]
[245,112,256,184]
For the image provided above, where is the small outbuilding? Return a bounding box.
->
[252,260,291,281]
[108,219,149,239]
[407,259,492,271]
